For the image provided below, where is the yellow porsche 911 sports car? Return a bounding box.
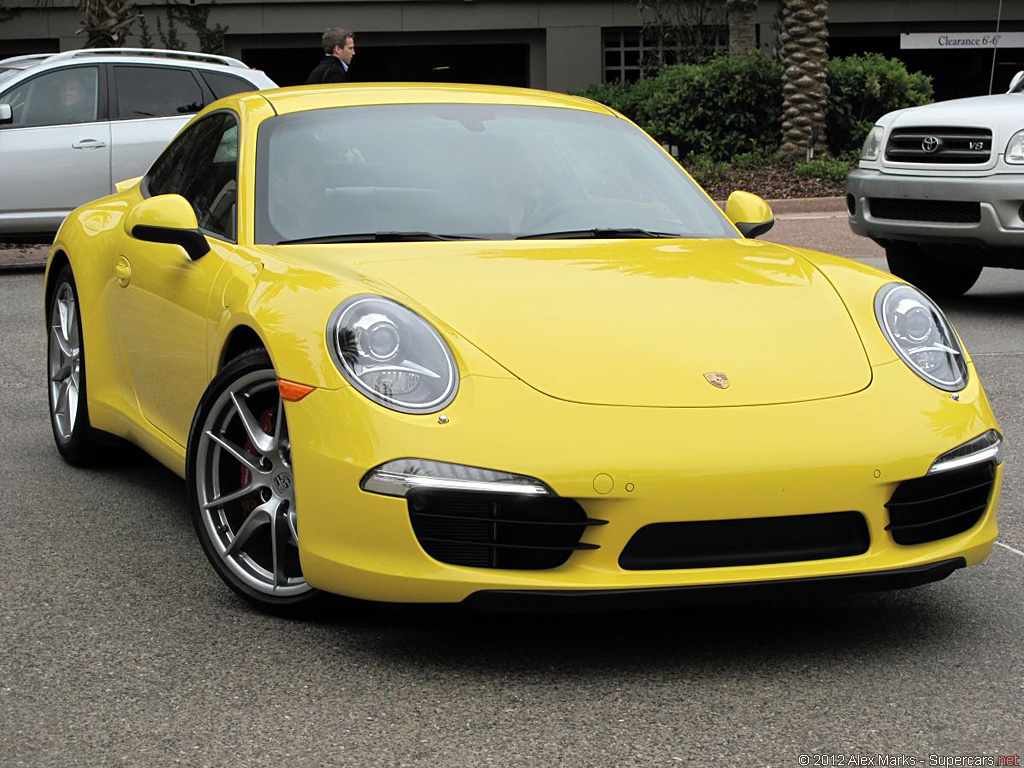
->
[46,84,1002,613]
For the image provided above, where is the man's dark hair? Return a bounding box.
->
[322,27,353,54]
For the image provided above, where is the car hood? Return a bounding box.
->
[284,239,874,407]
[889,94,1024,132]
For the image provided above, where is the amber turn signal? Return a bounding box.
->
[277,379,316,402]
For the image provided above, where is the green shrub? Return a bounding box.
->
[575,52,783,161]
[682,153,735,187]
[827,53,933,156]
[576,52,932,164]
[795,156,852,182]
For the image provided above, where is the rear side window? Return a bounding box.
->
[113,65,204,119]
[146,111,239,240]
[202,71,258,99]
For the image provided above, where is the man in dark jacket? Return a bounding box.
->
[306,28,355,84]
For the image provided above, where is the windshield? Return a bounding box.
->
[254,104,735,244]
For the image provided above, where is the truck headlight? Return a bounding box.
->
[1005,129,1024,163]
[860,125,885,162]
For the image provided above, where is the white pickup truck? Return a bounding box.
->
[846,71,1024,297]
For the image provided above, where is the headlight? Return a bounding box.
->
[327,295,458,413]
[1005,129,1024,163]
[860,125,885,162]
[875,283,967,391]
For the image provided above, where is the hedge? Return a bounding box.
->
[574,52,934,161]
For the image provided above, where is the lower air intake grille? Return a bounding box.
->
[869,198,981,223]
[408,490,605,570]
[885,462,995,545]
[619,511,870,570]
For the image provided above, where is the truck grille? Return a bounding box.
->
[868,198,981,223]
[885,127,991,164]
[408,489,606,570]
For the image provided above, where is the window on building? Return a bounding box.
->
[603,26,726,83]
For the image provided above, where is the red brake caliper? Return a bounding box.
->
[238,408,277,515]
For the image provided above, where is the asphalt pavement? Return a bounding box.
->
[1,215,1022,766]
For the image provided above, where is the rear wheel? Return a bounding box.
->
[885,242,982,298]
[187,350,322,614]
[47,264,105,464]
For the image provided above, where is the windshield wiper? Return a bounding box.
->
[276,231,486,245]
[516,228,686,240]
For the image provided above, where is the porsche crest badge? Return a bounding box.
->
[704,372,730,389]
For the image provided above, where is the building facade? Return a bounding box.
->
[1,0,1023,99]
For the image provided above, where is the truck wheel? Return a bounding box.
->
[885,243,982,298]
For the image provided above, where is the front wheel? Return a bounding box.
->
[47,264,105,464]
[885,242,982,298]
[187,350,322,614]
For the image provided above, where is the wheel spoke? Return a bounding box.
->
[51,325,73,359]
[206,430,263,474]
[51,361,72,383]
[225,502,272,556]
[67,380,79,428]
[230,391,275,455]
[57,297,72,341]
[271,502,292,589]
[202,480,259,510]
[55,377,71,416]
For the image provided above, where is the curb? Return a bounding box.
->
[0,246,48,274]
[768,196,847,215]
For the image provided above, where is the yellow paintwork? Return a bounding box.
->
[123,193,198,234]
[725,190,774,228]
[47,84,1001,604]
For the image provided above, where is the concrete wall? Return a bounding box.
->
[2,0,1024,92]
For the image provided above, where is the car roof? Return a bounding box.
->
[0,48,254,74]
[257,83,617,116]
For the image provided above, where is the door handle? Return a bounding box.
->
[72,138,107,150]
[115,256,132,287]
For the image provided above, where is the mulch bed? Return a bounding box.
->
[694,166,846,201]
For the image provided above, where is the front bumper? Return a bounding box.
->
[463,558,966,612]
[285,360,1000,604]
[847,167,1024,250]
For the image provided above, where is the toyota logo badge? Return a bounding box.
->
[921,136,940,153]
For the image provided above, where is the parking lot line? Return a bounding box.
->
[996,541,1024,559]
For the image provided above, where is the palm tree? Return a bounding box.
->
[75,0,142,48]
[778,0,829,161]
[726,0,759,57]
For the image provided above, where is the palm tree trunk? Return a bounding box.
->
[726,0,759,57]
[779,0,829,161]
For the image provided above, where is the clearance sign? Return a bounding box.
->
[901,32,1024,49]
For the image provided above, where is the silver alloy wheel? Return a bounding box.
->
[194,369,310,597]
[49,283,81,443]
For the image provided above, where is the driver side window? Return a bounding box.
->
[146,111,239,240]
[0,66,99,128]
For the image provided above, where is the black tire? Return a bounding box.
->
[46,264,105,465]
[186,349,323,615]
[885,242,982,298]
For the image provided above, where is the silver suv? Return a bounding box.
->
[0,48,276,240]
[847,72,1024,297]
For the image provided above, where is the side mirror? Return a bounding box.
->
[125,194,210,260]
[725,190,775,238]
[0,103,12,125]
[1008,70,1024,93]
